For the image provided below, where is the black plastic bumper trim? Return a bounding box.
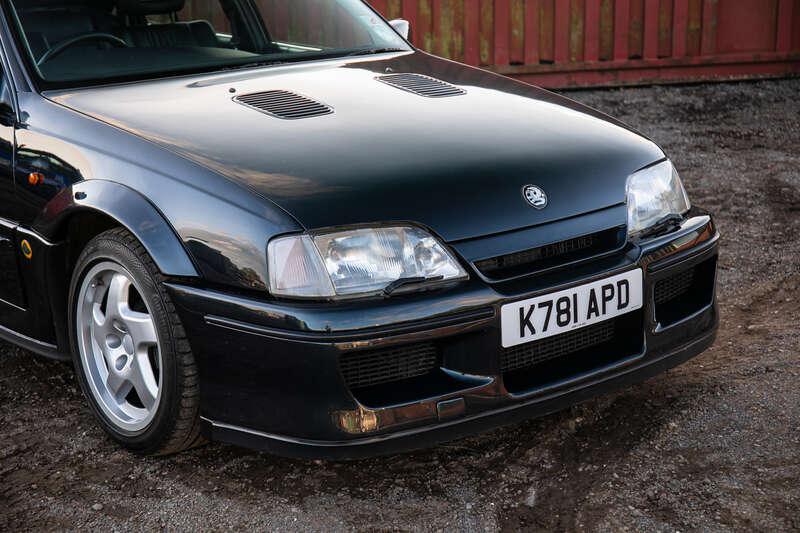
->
[202,326,716,460]
[204,306,496,344]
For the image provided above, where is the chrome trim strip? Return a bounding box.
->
[205,306,495,348]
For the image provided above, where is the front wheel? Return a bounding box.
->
[69,228,203,455]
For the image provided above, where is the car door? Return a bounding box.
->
[0,62,25,314]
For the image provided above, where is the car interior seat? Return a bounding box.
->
[15,0,121,59]
[116,0,218,48]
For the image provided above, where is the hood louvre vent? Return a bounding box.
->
[234,90,332,119]
[376,73,466,98]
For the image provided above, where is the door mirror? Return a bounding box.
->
[389,19,410,40]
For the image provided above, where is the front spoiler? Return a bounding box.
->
[201,325,716,460]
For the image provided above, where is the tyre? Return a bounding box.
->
[68,227,203,455]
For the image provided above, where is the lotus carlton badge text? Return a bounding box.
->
[523,185,548,209]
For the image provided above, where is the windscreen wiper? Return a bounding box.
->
[637,214,685,239]
[384,275,445,296]
[346,47,408,57]
[218,59,287,71]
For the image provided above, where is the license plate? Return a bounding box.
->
[500,269,643,348]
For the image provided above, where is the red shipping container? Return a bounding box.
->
[367,0,800,88]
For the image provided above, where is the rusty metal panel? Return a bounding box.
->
[599,0,615,60]
[614,0,631,60]
[524,0,541,64]
[686,0,703,56]
[700,0,717,55]
[629,0,643,59]
[553,0,570,62]
[777,0,795,52]
[369,0,799,87]
[510,0,525,64]
[567,0,583,62]
[584,0,601,61]
[794,0,800,51]
[657,0,673,58]
[672,0,689,57]
[716,0,778,53]
[643,0,659,60]
[494,0,511,65]
[463,0,480,65]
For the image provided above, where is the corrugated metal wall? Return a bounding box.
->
[182,0,800,88]
[368,0,800,87]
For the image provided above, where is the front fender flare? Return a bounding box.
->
[35,179,199,278]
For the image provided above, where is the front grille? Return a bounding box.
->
[501,320,616,373]
[376,73,466,98]
[654,268,695,304]
[234,90,332,119]
[340,343,438,389]
[475,227,625,281]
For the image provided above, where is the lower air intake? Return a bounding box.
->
[502,312,644,394]
[654,268,695,304]
[501,320,616,373]
[654,256,717,327]
[340,343,438,389]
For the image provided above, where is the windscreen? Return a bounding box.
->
[7,0,409,87]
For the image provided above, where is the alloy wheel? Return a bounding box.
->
[76,261,162,433]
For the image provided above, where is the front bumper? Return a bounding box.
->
[167,214,719,459]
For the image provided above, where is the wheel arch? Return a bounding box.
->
[34,180,200,353]
[36,179,200,278]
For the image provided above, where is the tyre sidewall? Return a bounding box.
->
[68,233,181,453]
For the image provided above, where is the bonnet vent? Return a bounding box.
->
[234,90,332,119]
[376,73,466,98]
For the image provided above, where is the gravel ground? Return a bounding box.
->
[2,78,799,532]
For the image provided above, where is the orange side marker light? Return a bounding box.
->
[28,172,44,186]
[20,240,33,260]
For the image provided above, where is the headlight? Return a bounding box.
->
[626,160,691,236]
[267,226,468,299]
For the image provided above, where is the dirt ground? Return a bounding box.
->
[2,78,799,532]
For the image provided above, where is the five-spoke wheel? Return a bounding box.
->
[70,228,202,455]
[76,262,161,433]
